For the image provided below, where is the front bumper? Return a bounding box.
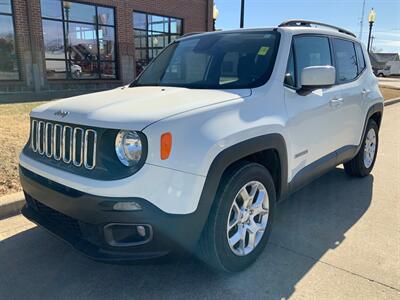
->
[20,166,205,262]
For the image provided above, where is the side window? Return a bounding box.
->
[284,47,296,87]
[332,38,358,82]
[354,43,366,74]
[293,36,332,87]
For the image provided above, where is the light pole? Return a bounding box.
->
[213,4,219,31]
[367,8,376,53]
[240,0,245,28]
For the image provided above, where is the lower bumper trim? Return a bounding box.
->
[22,203,169,262]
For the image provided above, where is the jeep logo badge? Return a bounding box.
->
[54,110,69,118]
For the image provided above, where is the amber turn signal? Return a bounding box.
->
[160,132,172,160]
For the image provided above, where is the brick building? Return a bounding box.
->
[0,0,212,99]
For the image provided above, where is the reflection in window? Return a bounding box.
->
[354,43,366,75]
[333,38,358,83]
[133,12,183,76]
[0,1,19,80]
[293,36,332,87]
[41,0,117,80]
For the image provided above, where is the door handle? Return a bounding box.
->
[330,97,344,106]
[362,89,371,95]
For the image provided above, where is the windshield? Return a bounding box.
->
[133,31,280,89]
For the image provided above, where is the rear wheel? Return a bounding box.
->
[197,162,276,272]
[344,119,379,177]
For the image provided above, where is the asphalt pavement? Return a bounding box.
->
[0,104,399,300]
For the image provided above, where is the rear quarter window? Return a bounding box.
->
[354,43,366,74]
[332,38,358,83]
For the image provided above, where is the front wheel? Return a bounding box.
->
[197,162,276,272]
[344,119,379,177]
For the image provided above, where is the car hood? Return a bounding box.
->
[31,86,251,130]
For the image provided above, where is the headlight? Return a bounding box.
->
[115,130,143,167]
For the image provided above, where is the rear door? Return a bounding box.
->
[331,38,365,148]
[284,35,343,180]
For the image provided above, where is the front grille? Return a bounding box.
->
[30,119,97,170]
[26,195,82,238]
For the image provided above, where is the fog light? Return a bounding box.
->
[104,223,153,247]
[113,201,142,211]
[137,225,146,237]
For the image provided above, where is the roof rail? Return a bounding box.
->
[180,32,204,38]
[278,20,356,38]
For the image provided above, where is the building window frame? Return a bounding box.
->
[133,10,183,76]
[0,0,20,81]
[41,0,118,81]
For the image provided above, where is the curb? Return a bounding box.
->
[379,84,400,91]
[384,97,400,107]
[0,192,25,220]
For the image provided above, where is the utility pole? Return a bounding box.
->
[359,0,366,40]
[240,0,245,28]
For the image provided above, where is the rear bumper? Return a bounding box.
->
[20,166,205,262]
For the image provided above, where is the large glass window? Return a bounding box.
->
[133,11,183,75]
[332,38,358,83]
[41,0,117,80]
[134,31,280,89]
[0,0,19,80]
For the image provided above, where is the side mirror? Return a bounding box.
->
[301,66,336,89]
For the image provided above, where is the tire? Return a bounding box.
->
[344,119,379,177]
[197,162,276,272]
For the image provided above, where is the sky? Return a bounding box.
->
[214,0,400,53]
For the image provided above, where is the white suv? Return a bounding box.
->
[20,20,383,272]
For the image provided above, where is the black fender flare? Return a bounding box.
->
[188,133,288,248]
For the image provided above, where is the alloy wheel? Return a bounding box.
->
[363,128,377,168]
[226,181,270,256]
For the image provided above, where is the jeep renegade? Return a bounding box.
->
[20,20,384,272]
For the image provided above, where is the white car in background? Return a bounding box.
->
[19,20,383,272]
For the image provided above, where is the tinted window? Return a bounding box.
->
[41,1,117,80]
[293,36,332,86]
[0,5,19,80]
[0,0,12,14]
[133,12,184,75]
[97,7,114,26]
[43,20,65,59]
[64,2,96,23]
[355,43,366,74]
[135,31,280,89]
[40,0,62,19]
[333,38,358,82]
[284,47,295,87]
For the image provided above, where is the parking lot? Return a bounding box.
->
[0,103,399,300]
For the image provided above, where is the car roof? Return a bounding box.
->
[179,25,359,43]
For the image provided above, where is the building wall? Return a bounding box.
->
[0,0,212,96]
